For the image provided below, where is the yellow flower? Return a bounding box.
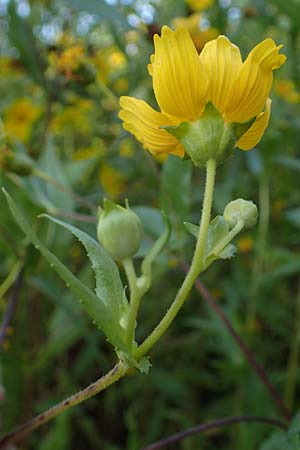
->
[119,27,286,161]
[173,13,219,51]
[275,79,300,103]
[186,0,214,12]
[4,98,42,143]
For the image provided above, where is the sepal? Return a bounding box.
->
[164,103,236,167]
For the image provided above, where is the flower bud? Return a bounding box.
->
[97,199,143,261]
[223,199,258,229]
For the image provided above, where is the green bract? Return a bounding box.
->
[164,103,236,167]
[97,199,143,261]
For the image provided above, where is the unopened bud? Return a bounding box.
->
[97,199,143,261]
[223,199,258,229]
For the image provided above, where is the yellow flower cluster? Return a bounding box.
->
[4,98,42,143]
[49,45,86,78]
[119,27,286,158]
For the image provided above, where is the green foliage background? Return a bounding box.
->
[1,0,300,449]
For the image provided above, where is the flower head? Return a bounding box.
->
[119,27,286,165]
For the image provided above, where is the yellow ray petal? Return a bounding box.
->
[119,96,184,157]
[200,35,242,114]
[150,26,209,121]
[236,98,271,151]
[226,39,286,123]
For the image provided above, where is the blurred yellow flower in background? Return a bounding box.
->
[113,78,129,94]
[173,13,219,51]
[186,0,214,12]
[119,138,134,158]
[93,46,127,84]
[49,45,86,77]
[73,138,107,161]
[51,98,93,136]
[237,236,253,253]
[4,98,42,143]
[119,27,286,157]
[99,163,126,199]
[275,79,300,103]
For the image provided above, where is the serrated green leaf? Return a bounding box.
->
[2,189,127,352]
[41,214,128,321]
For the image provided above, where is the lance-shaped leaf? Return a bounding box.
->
[41,214,128,321]
[3,189,128,352]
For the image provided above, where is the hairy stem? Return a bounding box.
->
[123,258,142,349]
[135,159,216,359]
[0,362,126,448]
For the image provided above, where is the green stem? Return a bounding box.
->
[284,278,300,409]
[123,258,142,349]
[135,158,217,359]
[0,362,126,448]
[213,220,244,256]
